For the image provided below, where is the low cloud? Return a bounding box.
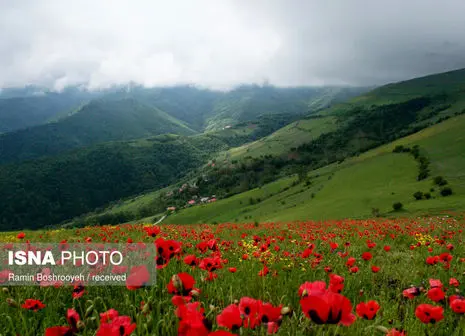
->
[1,0,464,90]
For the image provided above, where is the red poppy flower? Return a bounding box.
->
[176,302,211,336]
[100,308,119,323]
[172,295,193,307]
[439,252,452,263]
[259,302,282,324]
[356,301,380,320]
[155,238,182,268]
[17,232,26,239]
[183,255,198,267]
[386,329,407,336]
[328,274,344,293]
[300,290,356,326]
[415,304,444,324]
[299,281,327,297]
[126,265,150,290]
[205,271,218,282]
[361,252,372,261]
[199,256,223,272]
[22,299,46,311]
[144,226,161,238]
[267,322,280,334]
[66,308,80,331]
[228,267,237,273]
[45,326,73,336]
[383,245,391,252]
[239,297,261,318]
[451,298,465,314]
[403,287,421,299]
[426,256,439,265]
[449,278,460,287]
[167,273,195,296]
[427,288,445,302]
[196,241,209,253]
[349,266,359,273]
[371,265,380,273]
[429,279,443,288]
[346,257,356,267]
[216,304,243,330]
[72,283,85,299]
[258,265,269,277]
[208,331,235,336]
[96,315,136,336]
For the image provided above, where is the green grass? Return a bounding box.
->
[165,114,465,224]
[224,116,337,160]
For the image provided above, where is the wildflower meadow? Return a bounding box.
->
[0,216,464,335]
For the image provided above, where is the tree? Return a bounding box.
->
[392,202,403,211]
[440,187,453,197]
[413,191,423,200]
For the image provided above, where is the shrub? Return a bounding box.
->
[417,169,429,181]
[424,192,431,199]
[413,191,423,200]
[411,146,420,159]
[440,187,453,197]
[392,202,403,211]
[433,176,448,186]
[393,145,404,153]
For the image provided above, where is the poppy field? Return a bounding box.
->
[1,216,465,336]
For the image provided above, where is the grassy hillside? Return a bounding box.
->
[350,68,465,105]
[204,85,366,131]
[0,98,196,163]
[164,113,465,224]
[217,68,465,163]
[223,115,338,160]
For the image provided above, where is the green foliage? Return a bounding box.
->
[433,176,448,186]
[0,135,228,230]
[440,187,453,197]
[392,202,403,211]
[413,191,424,200]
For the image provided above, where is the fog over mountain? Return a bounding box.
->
[1,0,465,90]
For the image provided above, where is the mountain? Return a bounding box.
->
[119,85,220,131]
[104,84,367,132]
[0,85,365,164]
[0,89,98,134]
[70,68,465,226]
[204,85,365,131]
[0,98,196,164]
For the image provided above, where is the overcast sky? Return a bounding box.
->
[1,0,464,90]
